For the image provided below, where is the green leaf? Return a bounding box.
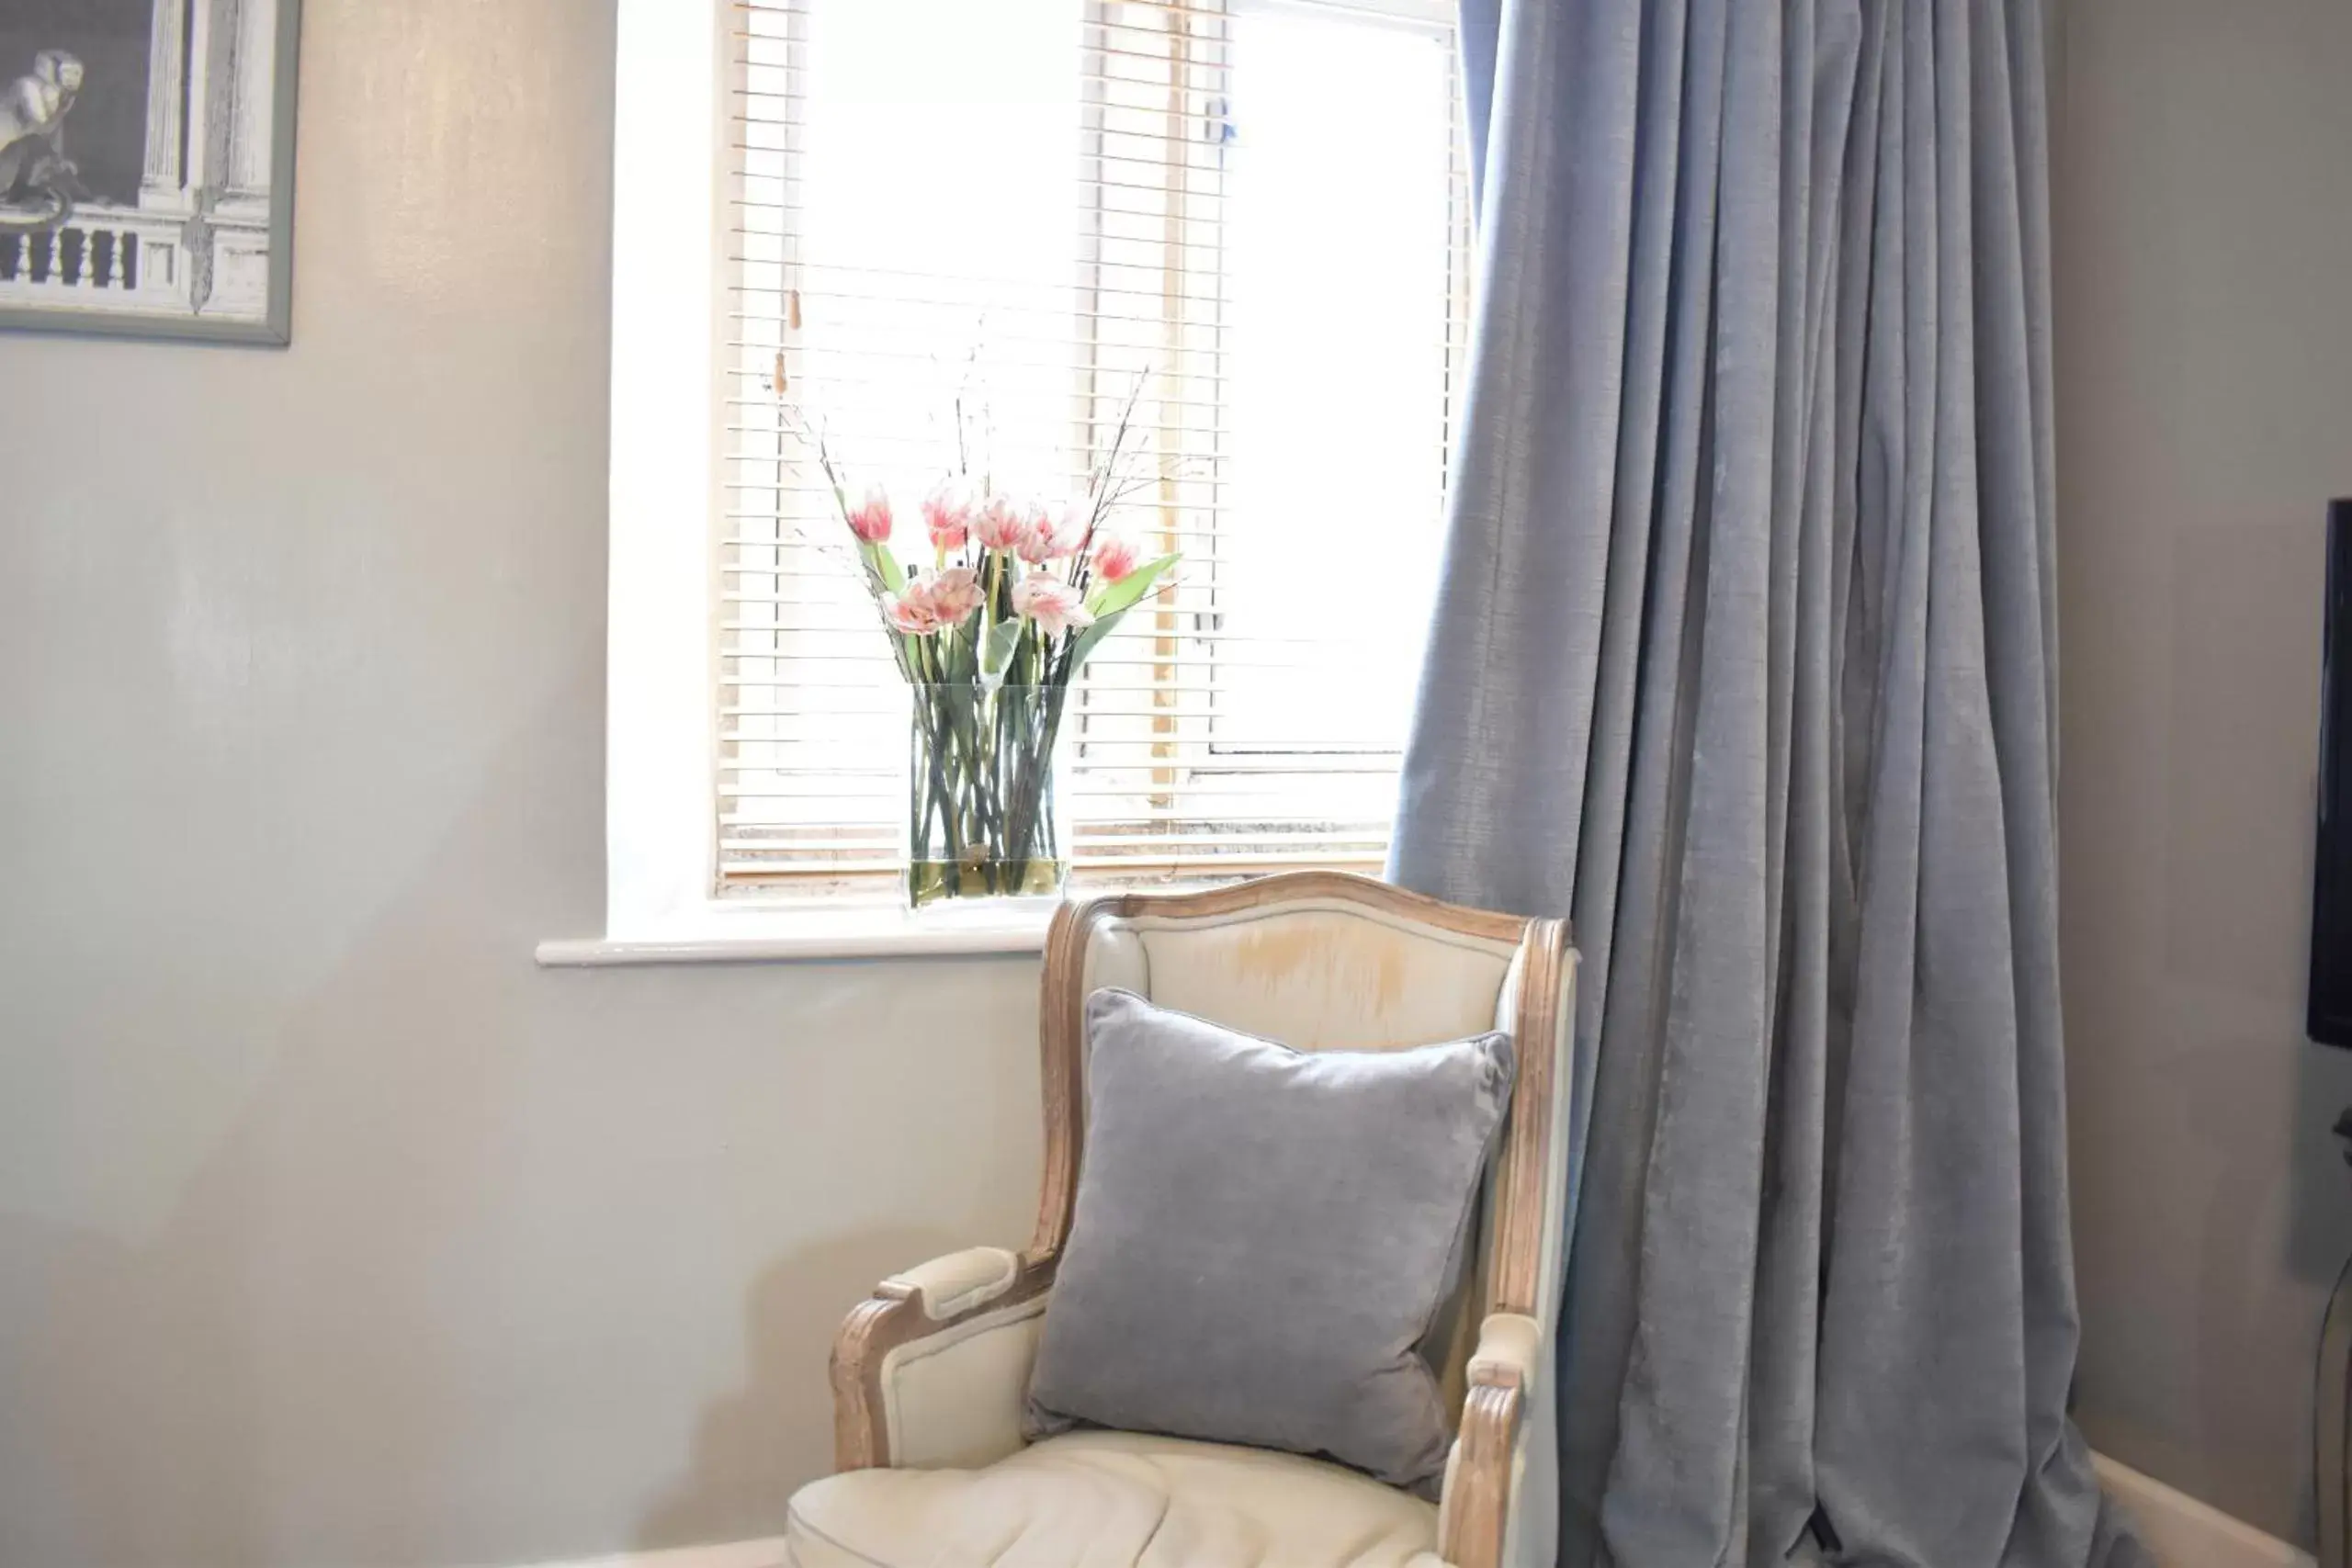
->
[1064,605,1132,673]
[1085,552,1177,617]
[1064,553,1176,674]
[978,616,1024,691]
[863,541,906,594]
[936,619,975,684]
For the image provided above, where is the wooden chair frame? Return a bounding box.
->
[828,871,1574,1568]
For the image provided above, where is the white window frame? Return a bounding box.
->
[543,0,1458,964]
[542,0,1060,964]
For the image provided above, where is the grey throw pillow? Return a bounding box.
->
[1023,987,1515,1493]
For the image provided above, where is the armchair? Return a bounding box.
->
[789,872,1579,1568]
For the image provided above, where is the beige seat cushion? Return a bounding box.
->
[786,1430,1444,1568]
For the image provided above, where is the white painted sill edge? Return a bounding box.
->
[535,902,1056,966]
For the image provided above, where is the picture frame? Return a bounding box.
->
[0,0,301,345]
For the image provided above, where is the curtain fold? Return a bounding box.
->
[1391,3,2147,1564]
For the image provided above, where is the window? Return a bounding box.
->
[719,0,1470,899]
[578,0,1468,954]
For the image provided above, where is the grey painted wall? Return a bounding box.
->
[2054,0,2352,1546]
[0,2,1044,1565]
[8,0,2350,1562]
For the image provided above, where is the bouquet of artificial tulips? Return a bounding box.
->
[833,474,1175,694]
[794,400,1178,905]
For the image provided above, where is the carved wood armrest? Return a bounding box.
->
[1441,1314,1542,1568]
[829,1247,1058,1471]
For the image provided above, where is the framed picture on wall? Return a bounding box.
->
[0,0,300,344]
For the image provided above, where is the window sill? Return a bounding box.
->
[534,897,1057,967]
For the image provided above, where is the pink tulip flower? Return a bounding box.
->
[1012,571,1096,638]
[845,483,894,544]
[1015,502,1076,564]
[922,481,973,552]
[1091,533,1142,583]
[884,589,942,637]
[922,566,985,626]
[973,494,1027,553]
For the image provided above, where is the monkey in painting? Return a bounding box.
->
[0,51,85,224]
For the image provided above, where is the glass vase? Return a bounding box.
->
[905,682,1071,908]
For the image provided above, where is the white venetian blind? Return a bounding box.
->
[720,0,1470,894]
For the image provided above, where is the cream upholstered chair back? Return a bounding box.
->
[1033,874,1578,1503]
[820,872,1580,1568]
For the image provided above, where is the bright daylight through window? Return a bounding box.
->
[721,0,1470,901]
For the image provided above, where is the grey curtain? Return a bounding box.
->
[1390,3,2149,1566]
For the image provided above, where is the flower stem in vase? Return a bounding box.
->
[904,679,1066,907]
